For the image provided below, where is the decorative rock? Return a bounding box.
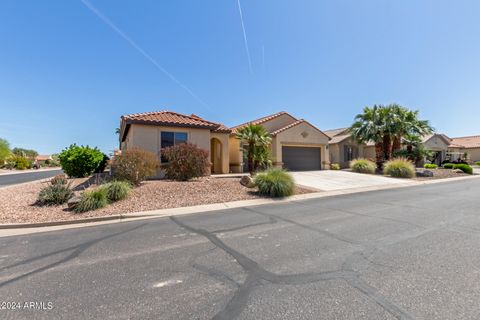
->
[453,169,464,174]
[67,195,82,210]
[240,175,255,188]
[416,170,434,177]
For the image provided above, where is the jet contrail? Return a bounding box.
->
[236,0,253,74]
[80,0,210,109]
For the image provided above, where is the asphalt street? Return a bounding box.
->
[0,169,63,187]
[1,177,480,319]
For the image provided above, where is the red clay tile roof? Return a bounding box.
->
[230,111,289,133]
[35,155,52,161]
[450,135,480,149]
[121,111,231,133]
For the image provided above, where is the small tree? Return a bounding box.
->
[12,147,38,160]
[111,149,159,185]
[161,143,209,181]
[236,124,272,173]
[0,138,11,164]
[58,144,104,178]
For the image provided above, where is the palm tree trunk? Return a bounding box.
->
[383,134,392,161]
[392,136,401,155]
[248,144,255,173]
[375,142,384,169]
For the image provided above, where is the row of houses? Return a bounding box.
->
[118,110,480,175]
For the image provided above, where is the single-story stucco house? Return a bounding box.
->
[325,128,463,167]
[448,135,480,163]
[119,110,331,176]
[119,111,232,176]
[229,112,331,172]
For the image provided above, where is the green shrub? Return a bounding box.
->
[383,158,416,178]
[94,153,110,173]
[443,163,455,169]
[453,164,473,175]
[101,181,132,202]
[253,168,294,198]
[161,143,209,181]
[58,144,104,178]
[350,158,376,174]
[475,161,480,166]
[423,163,438,169]
[111,149,159,185]
[14,156,30,170]
[330,163,341,170]
[38,180,73,205]
[74,188,108,213]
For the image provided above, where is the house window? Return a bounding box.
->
[161,131,188,162]
[343,145,357,162]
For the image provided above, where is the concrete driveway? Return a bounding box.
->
[291,170,414,191]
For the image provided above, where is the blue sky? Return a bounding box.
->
[1,0,479,154]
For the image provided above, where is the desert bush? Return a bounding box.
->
[383,158,416,178]
[14,156,30,170]
[443,163,455,169]
[475,161,480,166]
[161,143,209,181]
[350,158,376,174]
[453,164,473,175]
[37,179,73,205]
[58,144,104,178]
[423,163,438,169]
[94,153,110,173]
[74,188,108,213]
[253,168,294,198]
[111,149,159,185]
[330,163,341,170]
[100,181,132,202]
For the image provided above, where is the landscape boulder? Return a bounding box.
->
[240,175,255,188]
[67,195,82,210]
[416,170,434,177]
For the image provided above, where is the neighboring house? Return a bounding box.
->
[35,155,52,164]
[448,135,480,162]
[230,112,330,172]
[325,129,455,166]
[118,111,231,176]
[324,128,365,168]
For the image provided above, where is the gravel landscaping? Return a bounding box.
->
[0,177,312,224]
[414,168,469,180]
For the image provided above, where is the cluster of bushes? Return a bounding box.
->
[37,175,74,205]
[58,144,108,178]
[443,163,473,174]
[350,158,376,174]
[253,168,294,198]
[423,163,438,169]
[383,158,416,178]
[330,163,341,170]
[74,181,132,213]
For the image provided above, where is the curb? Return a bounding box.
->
[1,174,479,232]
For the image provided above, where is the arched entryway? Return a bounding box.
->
[210,138,222,174]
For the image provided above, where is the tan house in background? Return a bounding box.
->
[119,111,231,176]
[448,135,480,162]
[230,112,331,172]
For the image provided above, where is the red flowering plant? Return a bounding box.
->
[161,143,209,181]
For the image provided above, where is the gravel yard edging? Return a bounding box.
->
[1,175,479,233]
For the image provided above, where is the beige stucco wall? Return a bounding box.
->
[211,132,230,174]
[274,122,330,169]
[465,148,480,162]
[228,136,243,173]
[423,135,450,151]
[363,146,376,160]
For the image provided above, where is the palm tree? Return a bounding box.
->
[236,124,272,173]
[388,104,433,154]
[349,105,385,168]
